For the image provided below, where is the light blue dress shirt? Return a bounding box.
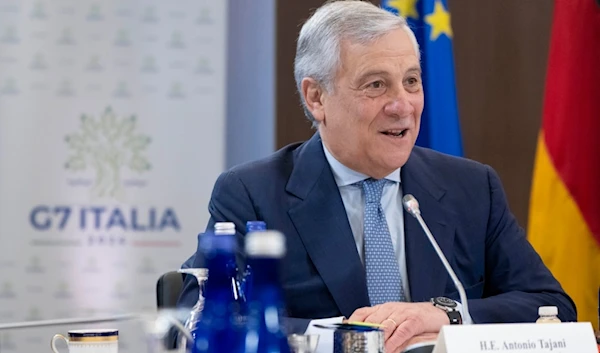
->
[322,143,412,302]
[320,142,470,325]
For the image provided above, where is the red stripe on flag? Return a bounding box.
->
[542,0,600,244]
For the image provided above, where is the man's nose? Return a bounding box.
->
[383,88,415,117]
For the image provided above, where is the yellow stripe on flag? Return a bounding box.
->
[529,135,600,329]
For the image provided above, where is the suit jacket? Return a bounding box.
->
[177,132,576,325]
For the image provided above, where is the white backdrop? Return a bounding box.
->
[0,0,227,351]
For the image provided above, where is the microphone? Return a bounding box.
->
[402,194,473,324]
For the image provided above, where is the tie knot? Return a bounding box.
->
[358,178,388,204]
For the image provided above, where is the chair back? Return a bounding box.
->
[156,271,184,309]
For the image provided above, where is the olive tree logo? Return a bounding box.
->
[65,107,151,199]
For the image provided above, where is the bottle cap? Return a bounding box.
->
[214,222,235,235]
[246,221,266,232]
[538,306,558,317]
[245,230,286,258]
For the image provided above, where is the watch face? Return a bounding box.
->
[435,297,457,308]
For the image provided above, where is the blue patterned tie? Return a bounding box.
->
[359,178,405,305]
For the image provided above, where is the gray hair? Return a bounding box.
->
[294,0,420,126]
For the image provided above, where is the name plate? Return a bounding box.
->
[432,322,597,353]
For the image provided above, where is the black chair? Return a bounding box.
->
[156,271,188,350]
[156,271,185,309]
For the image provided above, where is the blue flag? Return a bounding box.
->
[382,0,463,156]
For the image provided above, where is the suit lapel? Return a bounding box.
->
[286,133,370,317]
[401,149,456,302]
[285,138,457,310]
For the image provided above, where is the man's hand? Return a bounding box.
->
[347,302,448,353]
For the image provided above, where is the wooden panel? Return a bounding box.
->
[450,0,554,227]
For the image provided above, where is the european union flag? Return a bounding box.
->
[382,0,463,156]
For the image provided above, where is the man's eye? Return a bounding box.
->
[406,77,419,85]
[368,81,385,89]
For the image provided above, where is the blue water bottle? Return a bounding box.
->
[242,230,290,353]
[241,221,266,305]
[214,222,243,302]
[191,231,244,353]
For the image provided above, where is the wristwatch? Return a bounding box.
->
[431,297,462,325]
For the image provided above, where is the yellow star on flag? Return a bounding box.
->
[425,0,453,41]
[387,0,419,20]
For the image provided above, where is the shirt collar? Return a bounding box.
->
[322,141,401,187]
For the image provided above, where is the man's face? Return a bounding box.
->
[316,28,424,178]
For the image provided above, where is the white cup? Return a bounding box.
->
[51,329,118,353]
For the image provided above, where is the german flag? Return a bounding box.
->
[528,0,600,330]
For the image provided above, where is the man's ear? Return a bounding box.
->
[301,77,326,124]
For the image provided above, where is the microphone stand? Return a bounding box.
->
[402,194,472,324]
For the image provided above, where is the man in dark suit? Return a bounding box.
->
[178,1,576,351]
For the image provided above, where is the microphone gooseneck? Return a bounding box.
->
[402,194,472,324]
